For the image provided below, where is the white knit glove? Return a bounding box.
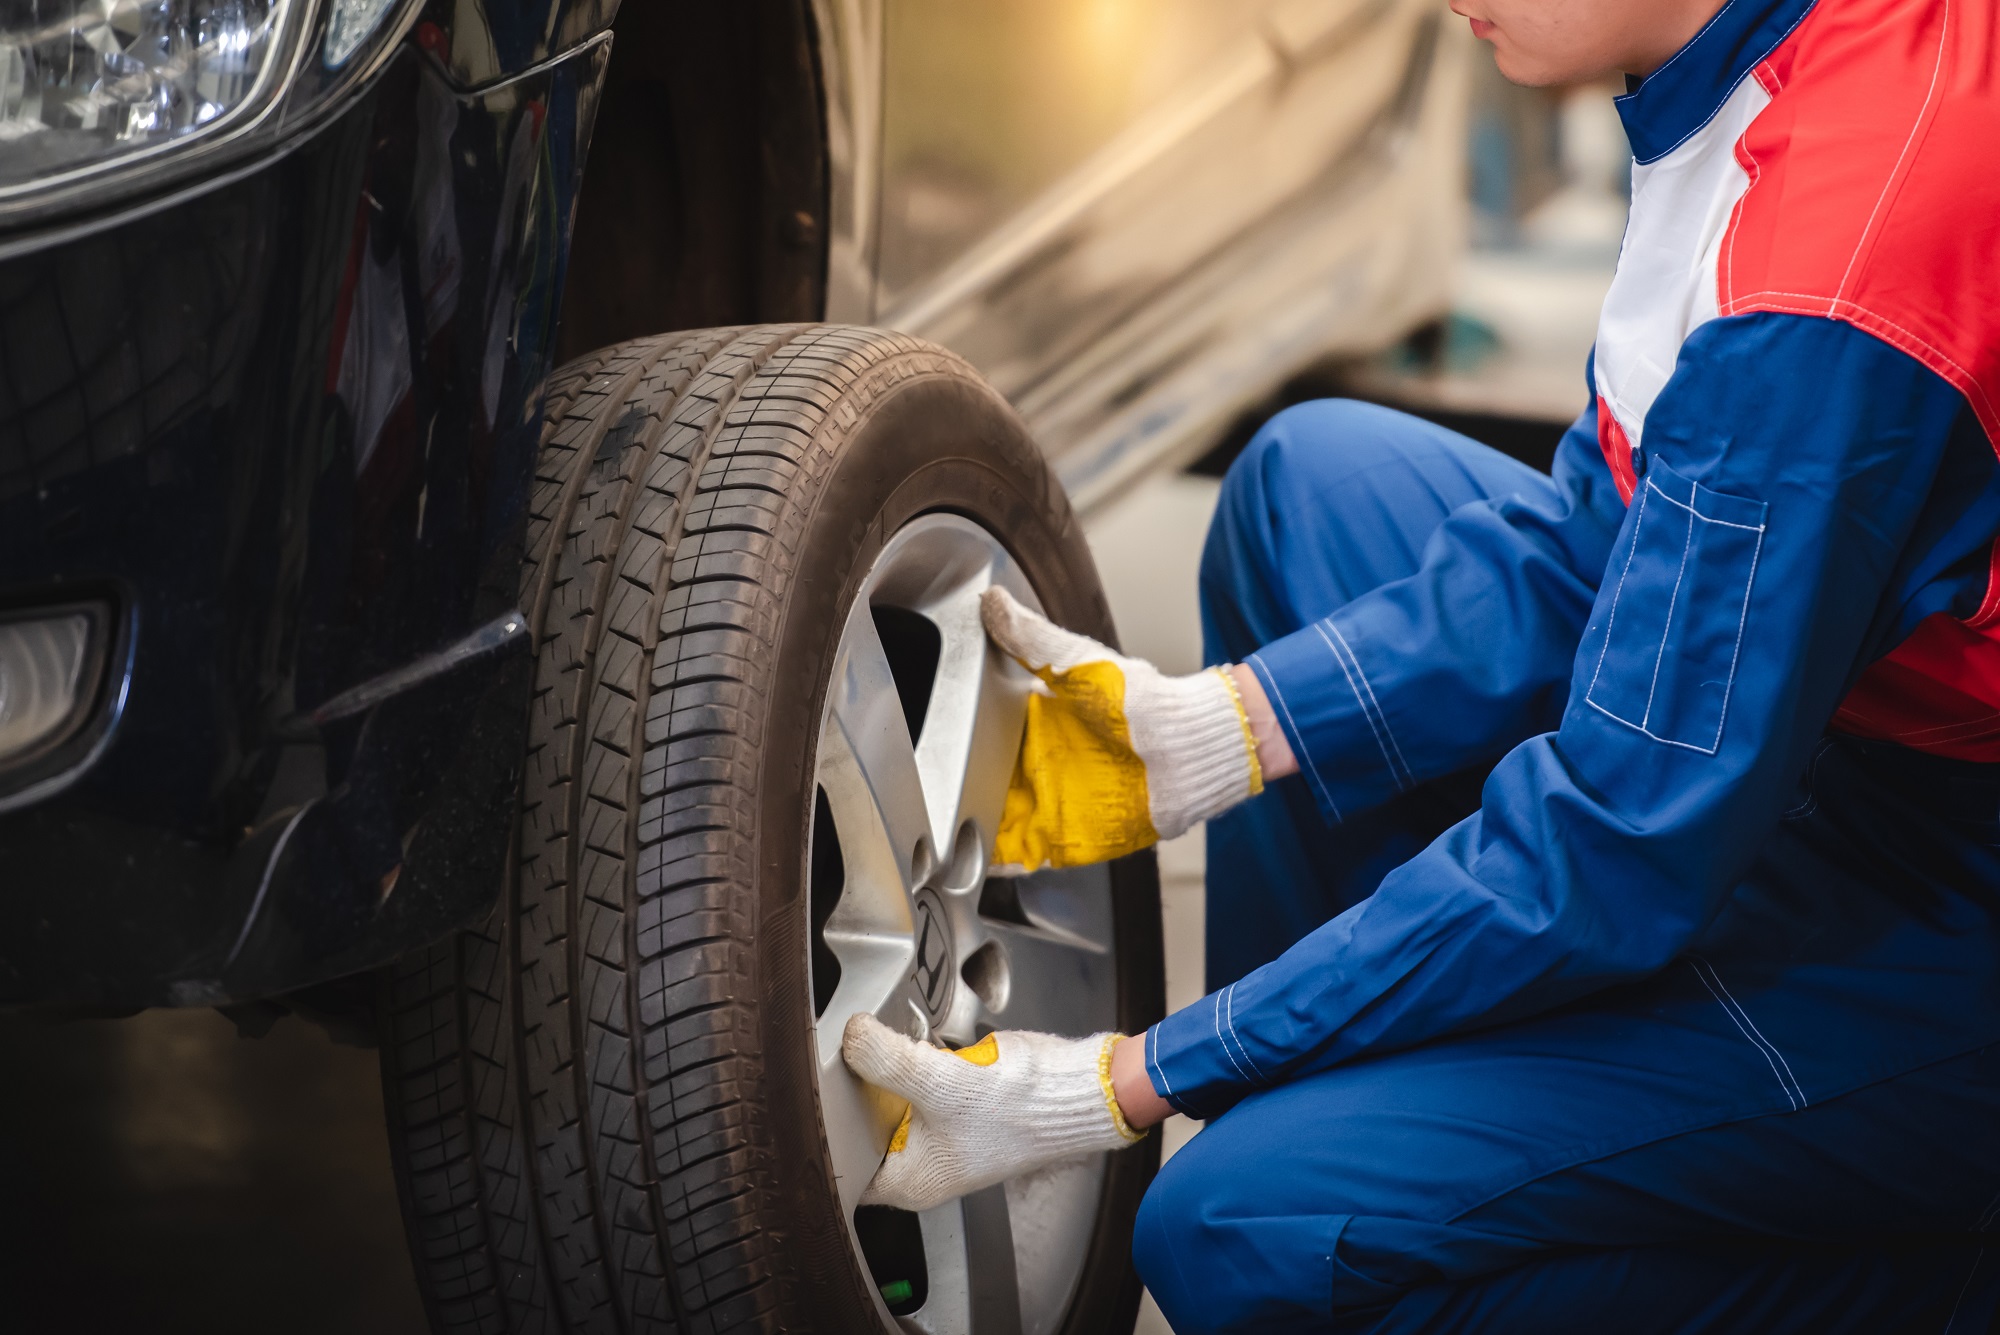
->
[982,587,1262,873]
[841,1013,1145,1214]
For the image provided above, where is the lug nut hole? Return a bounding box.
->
[960,939,1010,1014]
[945,819,984,892]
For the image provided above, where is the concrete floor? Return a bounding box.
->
[0,1006,427,1334]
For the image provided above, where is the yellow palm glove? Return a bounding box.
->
[981,587,1262,873]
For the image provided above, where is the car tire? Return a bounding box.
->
[379,324,1165,1335]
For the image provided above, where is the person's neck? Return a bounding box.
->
[1625,0,1732,77]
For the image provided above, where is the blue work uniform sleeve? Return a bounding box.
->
[1246,391,1628,820]
[1150,313,1971,1119]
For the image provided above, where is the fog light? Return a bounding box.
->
[0,610,93,762]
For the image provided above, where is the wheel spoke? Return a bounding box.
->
[814,695,924,1053]
[823,600,938,909]
[1005,1159,1106,1335]
[962,1185,1024,1335]
[901,1187,1021,1335]
[912,572,1032,861]
[816,600,939,1218]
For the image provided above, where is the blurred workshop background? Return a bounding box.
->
[0,16,1629,1333]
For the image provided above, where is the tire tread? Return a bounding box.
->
[382,326,1122,1335]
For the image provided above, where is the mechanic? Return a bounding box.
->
[843,0,2000,1329]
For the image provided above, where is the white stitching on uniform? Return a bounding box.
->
[1689,961,1798,1110]
[1223,983,1270,1087]
[1841,306,2000,424]
[1313,623,1393,783]
[1638,0,1742,83]
[1722,76,1768,309]
[1690,957,1806,1109]
[1728,296,2000,426]
[1147,1024,1181,1109]
[1833,0,1949,303]
[1588,483,1651,702]
[1641,494,1697,734]
[1249,651,1343,823]
[1709,521,1766,752]
[1586,475,1765,754]
[1620,0,1818,165]
[1585,699,1731,754]
[1315,622,1409,793]
[1880,711,2000,744]
[1644,478,1767,531]
[1942,1249,1990,1335]
[1213,990,1254,1086]
[1327,620,1413,789]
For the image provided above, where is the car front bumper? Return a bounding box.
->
[0,35,609,1009]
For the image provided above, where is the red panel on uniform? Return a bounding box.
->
[1715,0,2000,755]
[1834,613,2000,761]
[1595,397,1638,505]
[1722,0,2000,443]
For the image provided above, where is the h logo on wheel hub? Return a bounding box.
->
[911,887,955,1025]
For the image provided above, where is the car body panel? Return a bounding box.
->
[817,0,1469,510]
[0,32,608,1008]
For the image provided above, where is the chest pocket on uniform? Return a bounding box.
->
[1584,460,1767,754]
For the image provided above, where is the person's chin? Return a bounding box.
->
[1491,49,1561,88]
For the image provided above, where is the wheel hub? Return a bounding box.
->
[806,514,1120,1335]
[909,886,956,1030]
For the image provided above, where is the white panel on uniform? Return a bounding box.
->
[1595,76,1770,450]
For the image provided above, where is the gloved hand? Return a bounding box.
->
[842,1013,1144,1213]
[981,586,1262,873]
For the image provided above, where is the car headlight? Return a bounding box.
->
[0,0,294,192]
[322,0,399,68]
[0,0,415,217]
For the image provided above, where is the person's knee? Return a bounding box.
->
[1223,399,1422,500]
[1208,400,1434,567]
[1133,1149,1242,1335]
[1133,1119,1375,1334]
[1204,400,1383,599]
[1201,399,1442,655]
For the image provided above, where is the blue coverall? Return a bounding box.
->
[1131,5,2000,1326]
[1134,351,2000,1331]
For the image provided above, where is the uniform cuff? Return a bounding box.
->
[1143,983,1275,1122]
[1246,612,1416,824]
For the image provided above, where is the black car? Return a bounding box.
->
[0,2,1464,1330]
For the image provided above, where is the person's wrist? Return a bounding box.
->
[1228,663,1298,781]
[1108,1033,1174,1129]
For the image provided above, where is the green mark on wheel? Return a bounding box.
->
[880,1279,914,1306]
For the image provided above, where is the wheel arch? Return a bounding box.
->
[554,0,831,362]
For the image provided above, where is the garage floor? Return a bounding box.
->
[0,474,1219,1335]
[0,1006,427,1334]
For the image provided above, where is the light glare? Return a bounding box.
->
[322,0,396,68]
